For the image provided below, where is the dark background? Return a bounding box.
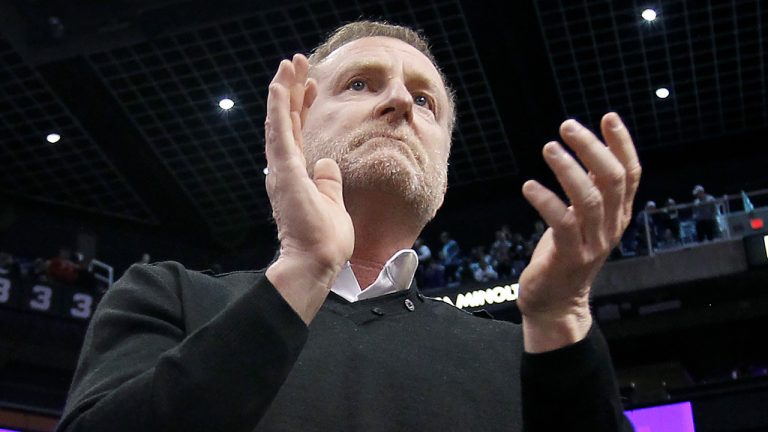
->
[1,1,768,429]
[1,0,766,274]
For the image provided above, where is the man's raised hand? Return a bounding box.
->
[264,54,355,324]
[518,113,641,352]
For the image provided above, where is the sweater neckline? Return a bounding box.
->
[322,284,427,325]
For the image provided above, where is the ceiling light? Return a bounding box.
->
[46,133,61,143]
[218,98,235,110]
[655,87,670,99]
[642,9,657,21]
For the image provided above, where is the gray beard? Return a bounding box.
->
[303,123,448,227]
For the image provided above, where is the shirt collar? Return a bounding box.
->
[331,249,418,303]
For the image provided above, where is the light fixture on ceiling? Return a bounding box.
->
[46,133,61,143]
[655,87,670,99]
[642,9,657,21]
[219,98,235,110]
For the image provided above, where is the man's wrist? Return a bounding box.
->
[266,255,342,325]
[522,305,593,354]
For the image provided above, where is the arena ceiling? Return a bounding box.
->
[0,0,766,244]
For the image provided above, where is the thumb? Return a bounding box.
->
[313,158,345,206]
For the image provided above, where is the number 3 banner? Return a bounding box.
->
[0,274,99,320]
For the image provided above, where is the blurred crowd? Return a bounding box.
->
[0,247,101,291]
[1,183,751,294]
[415,183,742,290]
[627,184,722,254]
[414,220,546,290]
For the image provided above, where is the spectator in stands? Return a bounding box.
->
[71,252,99,290]
[422,259,446,289]
[457,255,473,283]
[656,198,681,241]
[510,232,528,277]
[32,258,49,281]
[529,220,546,245]
[0,251,21,277]
[413,237,432,288]
[47,247,80,284]
[634,201,658,253]
[526,220,546,259]
[439,232,461,286]
[656,228,682,251]
[489,230,512,278]
[500,224,512,240]
[469,246,498,282]
[413,237,432,264]
[692,185,719,242]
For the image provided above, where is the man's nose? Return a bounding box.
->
[373,81,413,124]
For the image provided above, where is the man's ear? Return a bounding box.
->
[301,78,318,125]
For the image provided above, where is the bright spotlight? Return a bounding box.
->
[219,98,235,110]
[46,133,61,143]
[642,9,657,21]
[655,87,670,99]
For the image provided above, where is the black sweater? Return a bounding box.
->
[58,261,633,431]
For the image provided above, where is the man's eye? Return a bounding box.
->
[414,95,432,110]
[349,80,366,91]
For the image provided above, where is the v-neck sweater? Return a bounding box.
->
[58,261,632,432]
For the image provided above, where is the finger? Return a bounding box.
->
[600,113,642,224]
[542,141,604,246]
[291,54,309,115]
[272,58,295,87]
[265,61,299,165]
[521,180,579,247]
[313,158,345,206]
[301,78,318,126]
[291,111,303,151]
[560,119,626,238]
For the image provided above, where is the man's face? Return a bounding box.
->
[302,36,452,224]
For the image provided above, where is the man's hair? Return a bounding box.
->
[308,20,457,133]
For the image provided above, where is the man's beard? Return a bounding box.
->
[303,121,448,226]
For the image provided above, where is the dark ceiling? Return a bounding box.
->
[0,0,766,258]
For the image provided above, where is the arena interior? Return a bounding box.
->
[1,0,767,430]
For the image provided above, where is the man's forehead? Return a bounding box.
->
[314,36,443,83]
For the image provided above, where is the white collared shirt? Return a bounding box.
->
[331,249,418,303]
